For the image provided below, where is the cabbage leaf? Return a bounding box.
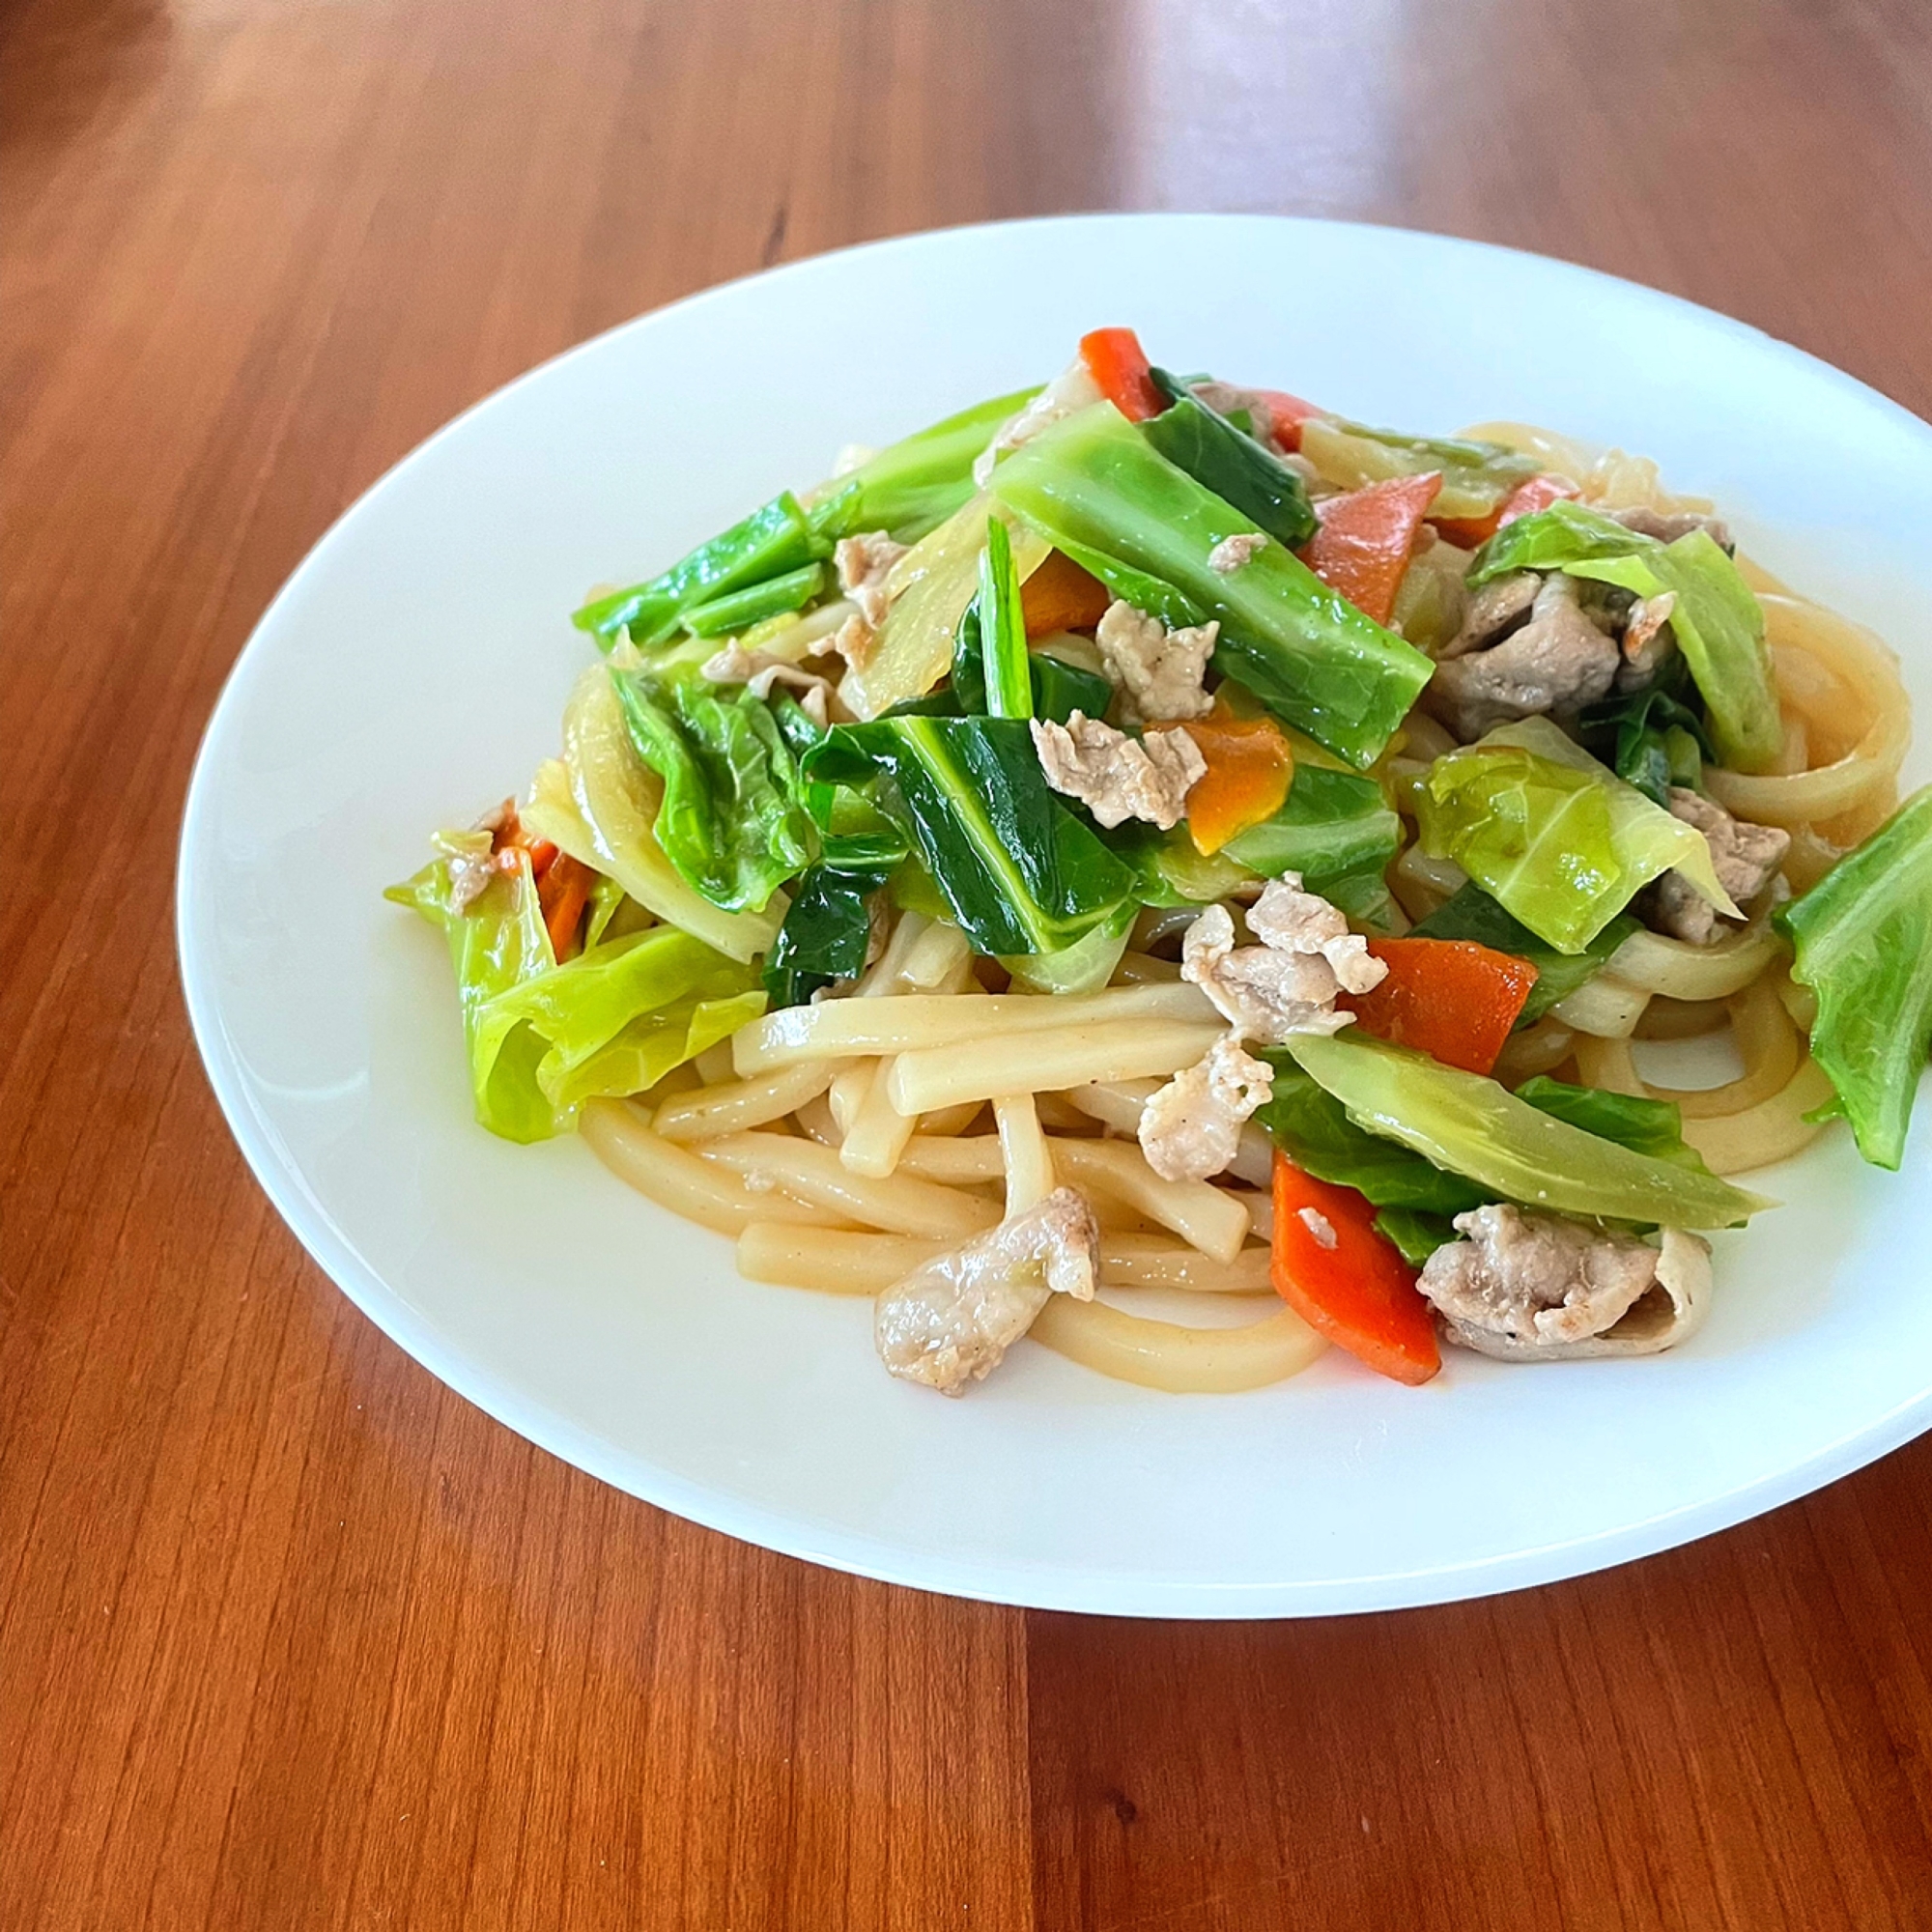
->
[1415,716,1735,953]
[1776,784,1932,1169]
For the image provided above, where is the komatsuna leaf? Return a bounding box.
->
[763,862,894,1009]
[1776,784,1932,1169]
[807,715,1136,955]
[1414,715,1735,953]
[988,403,1433,769]
[612,667,816,915]
[1143,370,1318,548]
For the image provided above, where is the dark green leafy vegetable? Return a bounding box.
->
[1411,883,1637,1025]
[1511,1077,1715,1175]
[762,863,894,1009]
[819,386,1037,543]
[977,517,1032,720]
[1776,785,1932,1169]
[574,494,824,650]
[1574,678,1711,806]
[945,611,1113,724]
[612,668,814,913]
[1257,1057,1489,1214]
[1470,501,1778,771]
[989,403,1433,768]
[1028,649,1115,724]
[1106,822,1254,908]
[1221,765,1401,886]
[681,561,826,639]
[1374,1208,1460,1266]
[807,716,1136,954]
[1143,368,1318,548]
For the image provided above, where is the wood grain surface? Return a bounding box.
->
[7,0,1932,1924]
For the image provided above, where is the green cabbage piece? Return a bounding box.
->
[612,667,815,914]
[1001,901,1137,995]
[1299,418,1540,521]
[387,845,764,1142]
[1470,500,1779,772]
[1221,765,1401,886]
[1284,1031,1772,1229]
[1415,716,1735,953]
[988,403,1433,768]
[1776,785,1932,1169]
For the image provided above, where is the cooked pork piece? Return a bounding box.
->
[873,1187,1101,1394]
[1420,1208,1714,1360]
[1031,713,1206,830]
[1425,573,1620,739]
[1094,600,1218,723]
[1640,787,1791,944]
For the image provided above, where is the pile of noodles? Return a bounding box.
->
[574,425,1911,1391]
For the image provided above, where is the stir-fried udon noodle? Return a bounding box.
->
[391,330,1932,1396]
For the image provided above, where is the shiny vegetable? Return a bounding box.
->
[574,493,824,650]
[1270,1156,1440,1385]
[1410,882,1636,1025]
[523,668,781,959]
[1254,389,1321,452]
[1470,500,1779,772]
[612,667,815,914]
[1020,549,1112,637]
[1285,1030,1774,1228]
[1432,470,1577,549]
[1574,680,1710,806]
[827,385,1038,542]
[1298,418,1539,523]
[1001,901,1138,996]
[1299,472,1441,626]
[808,716,1136,954]
[1077,327,1164,421]
[1414,716,1736,952]
[1342,936,1539,1075]
[1220,763,1400,888]
[989,403,1434,768]
[1176,708,1295,854]
[946,614,1113,724]
[977,516,1032,720]
[387,847,763,1142]
[1143,368,1319,548]
[680,561,825,639]
[763,861,894,1009]
[1510,1076,1715,1175]
[1776,784,1932,1168]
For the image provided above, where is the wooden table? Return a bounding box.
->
[8,0,1932,1922]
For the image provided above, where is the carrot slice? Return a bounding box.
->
[538,852,596,962]
[1021,549,1112,638]
[1432,471,1579,550]
[1271,1155,1440,1385]
[1173,707,1294,854]
[1077,327,1164,423]
[1341,937,1540,1077]
[1298,471,1441,625]
[1252,389,1322,452]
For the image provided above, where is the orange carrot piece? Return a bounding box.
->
[1173,708,1295,854]
[1252,389,1322,452]
[1271,1156,1440,1385]
[1299,471,1442,625]
[1432,471,1579,550]
[1021,549,1113,637]
[1340,937,1540,1077]
[538,852,596,962]
[1077,327,1164,423]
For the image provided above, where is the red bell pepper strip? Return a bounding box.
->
[1077,327,1164,423]
[1298,471,1442,626]
[1252,389,1322,452]
[1271,1155,1441,1385]
[1432,471,1579,550]
[1341,937,1540,1077]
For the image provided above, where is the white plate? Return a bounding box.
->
[179,214,1932,1617]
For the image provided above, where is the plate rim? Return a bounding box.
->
[177,211,1932,1618]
